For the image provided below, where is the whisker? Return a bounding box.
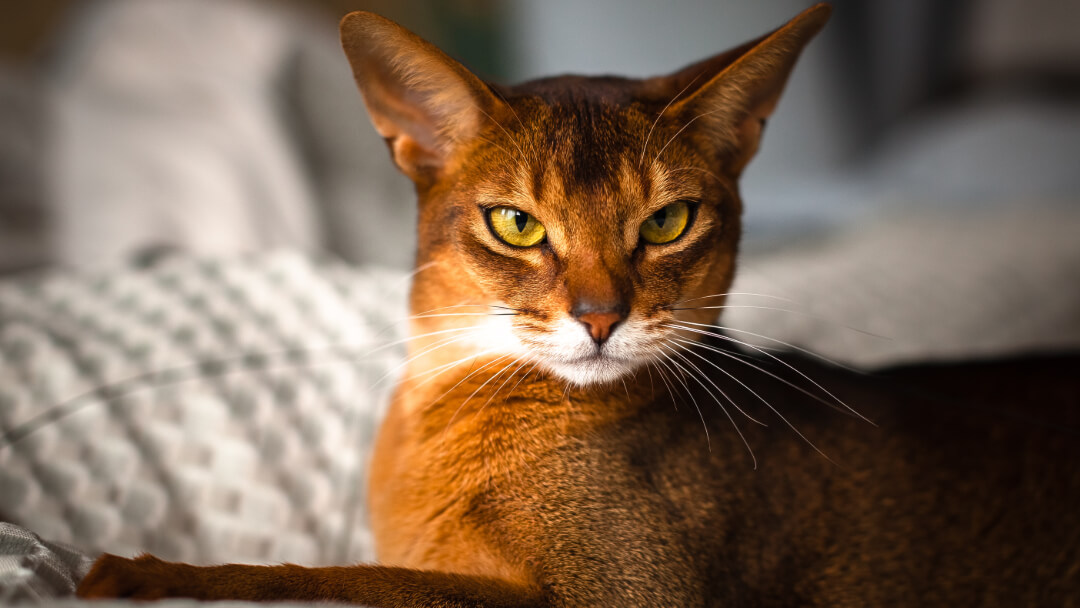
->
[371,301,517,341]
[425,352,514,427]
[665,323,873,425]
[401,346,502,393]
[663,341,766,426]
[1,317,490,450]
[495,92,543,168]
[672,336,856,418]
[639,72,704,167]
[503,359,544,405]
[409,312,519,319]
[652,106,725,166]
[670,338,833,463]
[411,303,509,315]
[465,131,520,167]
[675,320,867,373]
[396,260,439,288]
[0,336,428,450]
[479,355,532,411]
[439,353,523,441]
[469,355,534,430]
[653,348,711,452]
[671,291,795,307]
[373,327,484,388]
[671,305,889,339]
[658,344,762,467]
[648,359,679,412]
[475,104,531,169]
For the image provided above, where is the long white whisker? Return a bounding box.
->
[665,323,873,425]
[654,348,711,452]
[424,352,514,421]
[441,353,523,438]
[672,292,796,307]
[402,347,502,393]
[409,312,519,319]
[0,328,481,450]
[675,320,866,373]
[664,341,766,426]
[649,359,679,412]
[673,336,856,418]
[672,305,888,339]
[658,344,761,467]
[478,354,533,413]
[671,339,833,463]
[504,359,543,404]
[374,328,485,387]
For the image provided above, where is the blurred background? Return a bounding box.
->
[0,0,1078,272]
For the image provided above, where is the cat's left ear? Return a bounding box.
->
[655,3,832,176]
[340,12,505,184]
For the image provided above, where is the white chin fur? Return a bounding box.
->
[531,316,657,387]
[544,356,639,387]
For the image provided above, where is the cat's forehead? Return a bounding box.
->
[483,81,702,225]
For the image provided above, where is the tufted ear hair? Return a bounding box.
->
[648,3,832,176]
[340,12,506,185]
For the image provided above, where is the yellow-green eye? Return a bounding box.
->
[640,201,691,244]
[487,207,547,247]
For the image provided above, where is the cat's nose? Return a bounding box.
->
[576,311,623,345]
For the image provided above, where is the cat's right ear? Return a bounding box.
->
[340,12,504,183]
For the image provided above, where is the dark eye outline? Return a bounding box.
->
[639,200,699,246]
[483,205,548,248]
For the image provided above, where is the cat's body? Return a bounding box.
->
[77,4,1080,606]
[370,348,1080,606]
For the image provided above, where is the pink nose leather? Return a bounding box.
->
[577,311,623,345]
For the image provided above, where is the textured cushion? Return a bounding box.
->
[0,252,407,569]
[0,522,93,602]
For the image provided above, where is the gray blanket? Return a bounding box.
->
[0,523,92,602]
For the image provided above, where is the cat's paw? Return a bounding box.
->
[76,553,191,599]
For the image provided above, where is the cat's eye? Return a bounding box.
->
[640,201,692,244]
[487,207,547,248]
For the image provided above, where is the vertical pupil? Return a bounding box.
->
[653,207,668,229]
[515,211,528,232]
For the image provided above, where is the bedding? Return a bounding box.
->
[0,253,406,604]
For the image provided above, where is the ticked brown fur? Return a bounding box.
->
[78,4,1080,606]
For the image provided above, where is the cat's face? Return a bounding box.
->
[341,6,829,387]
[410,87,741,386]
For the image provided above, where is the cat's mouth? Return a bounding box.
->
[510,315,666,387]
[544,351,644,387]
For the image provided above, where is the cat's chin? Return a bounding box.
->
[544,355,640,388]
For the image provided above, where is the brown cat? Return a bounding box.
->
[76,4,1080,606]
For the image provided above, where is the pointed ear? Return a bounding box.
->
[340,12,503,183]
[654,3,832,176]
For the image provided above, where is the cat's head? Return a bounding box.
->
[341,5,829,388]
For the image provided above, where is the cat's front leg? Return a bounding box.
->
[77,553,545,607]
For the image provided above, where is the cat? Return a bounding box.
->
[76,3,1080,606]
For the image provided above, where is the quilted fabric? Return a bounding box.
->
[0,522,93,602]
[0,252,408,568]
